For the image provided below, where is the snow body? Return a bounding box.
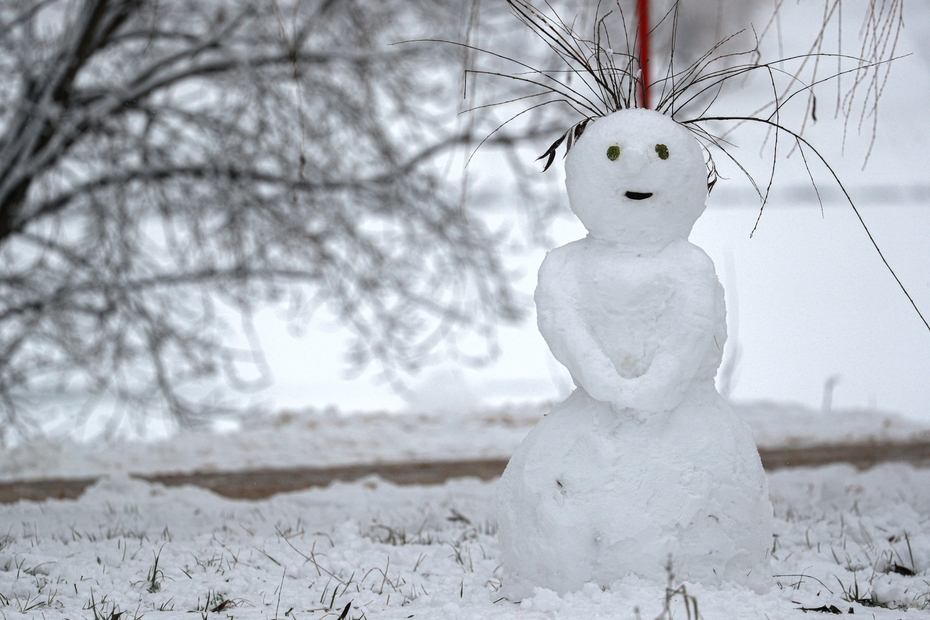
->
[498,108,772,599]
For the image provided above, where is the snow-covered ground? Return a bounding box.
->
[2,401,929,483]
[1,402,930,618]
[0,404,929,619]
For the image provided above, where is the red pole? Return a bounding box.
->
[636,0,650,109]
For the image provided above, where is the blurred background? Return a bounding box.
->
[0,0,926,443]
[228,0,930,423]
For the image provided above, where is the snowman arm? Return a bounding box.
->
[536,296,628,403]
[624,296,718,411]
[535,251,638,404]
[620,260,722,412]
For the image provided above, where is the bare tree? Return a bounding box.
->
[0,0,532,438]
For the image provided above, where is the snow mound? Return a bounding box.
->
[735,400,930,448]
[0,405,545,483]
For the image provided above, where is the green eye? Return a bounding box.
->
[606,145,621,161]
[655,144,669,160]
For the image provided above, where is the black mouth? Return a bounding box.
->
[625,191,653,201]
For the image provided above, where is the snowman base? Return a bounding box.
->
[497,385,772,600]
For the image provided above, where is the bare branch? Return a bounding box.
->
[0,0,531,438]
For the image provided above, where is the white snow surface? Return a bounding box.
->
[1,405,547,483]
[0,404,928,618]
[1,400,928,484]
[2,446,930,618]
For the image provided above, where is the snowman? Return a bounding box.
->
[497,108,773,599]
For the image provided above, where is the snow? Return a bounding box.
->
[1,454,930,618]
[0,403,929,618]
[1,401,927,484]
[497,389,772,598]
[736,401,930,449]
[0,406,547,483]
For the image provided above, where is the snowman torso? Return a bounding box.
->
[538,237,725,399]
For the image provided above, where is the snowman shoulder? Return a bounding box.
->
[662,239,718,279]
[537,239,587,285]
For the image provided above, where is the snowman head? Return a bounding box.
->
[565,108,708,248]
